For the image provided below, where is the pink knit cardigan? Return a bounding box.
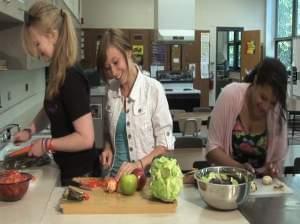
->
[207,82,288,174]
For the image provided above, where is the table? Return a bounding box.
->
[287,97,300,138]
[173,112,211,122]
[239,175,300,224]
[288,97,300,112]
[40,185,249,224]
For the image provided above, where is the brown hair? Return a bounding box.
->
[22,1,78,99]
[96,29,132,82]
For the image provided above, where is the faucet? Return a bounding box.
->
[0,123,20,151]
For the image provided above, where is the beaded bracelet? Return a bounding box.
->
[46,138,55,153]
[42,138,55,153]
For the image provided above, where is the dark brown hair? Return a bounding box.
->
[244,57,288,131]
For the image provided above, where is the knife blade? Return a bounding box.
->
[69,180,92,191]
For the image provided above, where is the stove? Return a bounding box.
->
[163,82,200,95]
[156,70,201,112]
[156,70,200,95]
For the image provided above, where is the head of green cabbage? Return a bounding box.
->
[149,156,183,202]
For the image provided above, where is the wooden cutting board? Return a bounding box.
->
[250,178,293,198]
[60,186,177,214]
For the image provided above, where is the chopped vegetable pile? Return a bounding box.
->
[0,170,29,184]
[149,156,183,202]
[199,172,247,185]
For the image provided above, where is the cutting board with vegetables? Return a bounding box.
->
[60,186,177,214]
[250,178,293,198]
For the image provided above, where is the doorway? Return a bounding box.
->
[216,27,243,99]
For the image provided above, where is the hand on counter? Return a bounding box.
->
[99,147,113,170]
[263,162,279,178]
[115,161,141,182]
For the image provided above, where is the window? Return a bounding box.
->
[227,31,241,71]
[297,0,300,35]
[275,0,299,70]
[277,0,293,38]
[277,41,292,70]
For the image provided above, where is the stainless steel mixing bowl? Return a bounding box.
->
[194,166,255,210]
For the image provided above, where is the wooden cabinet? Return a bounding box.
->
[81,28,106,68]
[127,29,152,71]
[81,29,152,71]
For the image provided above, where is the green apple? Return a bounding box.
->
[120,174,138,195]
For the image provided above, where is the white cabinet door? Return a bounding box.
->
[0,25,46,70]
[0,0,25,22]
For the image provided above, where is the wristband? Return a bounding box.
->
[42,138,48,153]
[46,138,55,153]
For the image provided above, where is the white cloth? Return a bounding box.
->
[104,67,175,162]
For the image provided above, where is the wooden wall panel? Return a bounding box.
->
[240,30,261,79]
[182,30,210,107]
[82,28,106,68]
[128,29,152,71]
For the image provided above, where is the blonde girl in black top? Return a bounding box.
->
[14,1,99,185]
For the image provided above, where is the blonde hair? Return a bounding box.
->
[22,1,78,99]
[96,29,132,82]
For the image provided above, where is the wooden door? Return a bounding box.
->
[81,28,106,68]
[240,30,261,79]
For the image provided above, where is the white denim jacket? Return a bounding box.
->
[104,68,175,162]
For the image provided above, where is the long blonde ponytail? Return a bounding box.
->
[22,1,78,99]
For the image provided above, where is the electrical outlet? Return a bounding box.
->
[7,91,11,101]
[25,83,29,92]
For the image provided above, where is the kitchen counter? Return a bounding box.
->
[40,185,248,224]
[1,163,300,223]
[0,164,60,224]
[90,86,106,96]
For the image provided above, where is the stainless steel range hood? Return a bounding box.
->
[154,0,195,42]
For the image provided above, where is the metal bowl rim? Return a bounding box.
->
[194,166,255,186]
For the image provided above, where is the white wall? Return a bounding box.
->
[82,0,266,105]
[82,0,154,29]
[0,69,45,129]
[83,0,265,30]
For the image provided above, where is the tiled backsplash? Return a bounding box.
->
[0,68,45,128]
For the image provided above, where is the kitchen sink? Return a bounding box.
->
[0,133,51,161]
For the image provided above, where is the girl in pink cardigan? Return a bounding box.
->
[207,58,288,177]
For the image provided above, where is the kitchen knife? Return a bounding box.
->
[69,180,92,191]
